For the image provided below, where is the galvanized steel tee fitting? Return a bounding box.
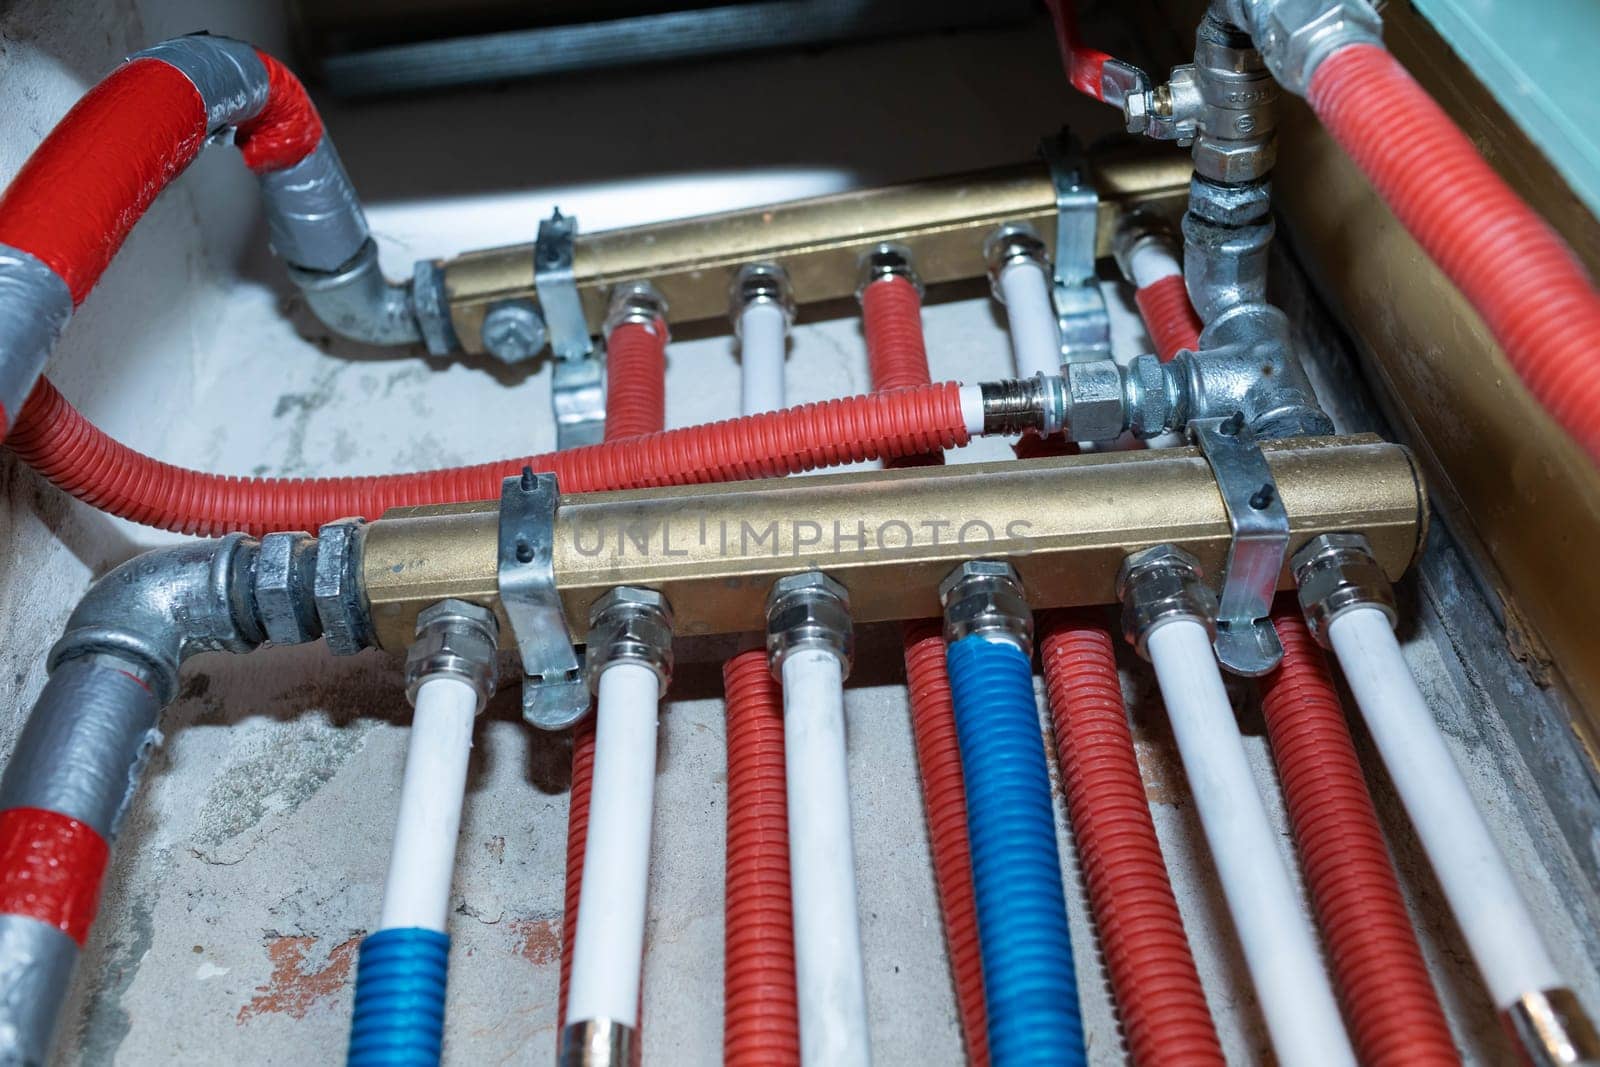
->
[766,571,853,675]
[856,242,922,300]
[584,586,675,696]
[728,262,796,335]
[1116,544,1219,659]
[603,279,669,341]
[404,598,500,712]
[1290,532,1396,647]
[939,560,1033,655]
[982,222,1051,304]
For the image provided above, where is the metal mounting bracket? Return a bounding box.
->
[536,210,606,449]
[1192,415,1289,676]
[1040,131,1112,364]
[498,469,590,730]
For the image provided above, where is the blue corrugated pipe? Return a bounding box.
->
[946,634,1086,1066]
[347,926,451,1065]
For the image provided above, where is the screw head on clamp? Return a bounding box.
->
[1116,544,1218,659]
[405,598,500,712]
[766,571,853,676]
[481,300,548,364]
[855,242,921,302]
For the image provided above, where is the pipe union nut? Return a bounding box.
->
[1289,532,1396,647]
[1116,544,1218,658]
[1249,0,1384,97]
[856,242,922,300]
[1192,137,1278,185]
[766,571,853,674]
[313,518,374,656]
[584,586,675,697]
[603,280,669,340]
[1125,354,1179,437]
[729,262,796,333]
[253,531,321,646]
[982,223,1050,303]
[1066,360,1127,442]
[405,598,500,711]
[939,559,1032,654]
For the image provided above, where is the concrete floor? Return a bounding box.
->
[1,2,1598,1064]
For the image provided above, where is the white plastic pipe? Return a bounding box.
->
[379,675,478,933]
[1145,618,1356,1067]
[1327,606,1563,1009]
[781,646,871,1067]
[1127,239,1183,290]
[566,661,662,1027]
[739,301,788,416]
[997,259,1063,380]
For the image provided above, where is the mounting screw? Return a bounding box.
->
[481,300,547,364]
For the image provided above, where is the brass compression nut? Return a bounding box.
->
[1116,543,1218,658]
[603,279,669,340]
[856,242,922,301]
[766,571,853,675]
[404,598,500,712]
[584,586,675,697]
[729,262,796,333]
[1290,532,1396,648]
[939,559,1032,654]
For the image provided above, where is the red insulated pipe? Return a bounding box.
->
[1134,275,1202,364]
[903,620,990,1066]
[1309,44,1600,465]
[1261,604,1457,1066]
[862,275,944,471]
[861,278,988,1061]
[559,318,669,1025]
[1039,611,1224,1067]
[722,649,801,1066]
[7,377,969,536]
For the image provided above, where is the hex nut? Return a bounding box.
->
[313,517,373,656]
[1192,137,1278,185]
[1186,175,1271,227]
[481,300,548,364]
[729,262,796,331]
[982,223,1049,301]
[856,243,921,300]
[1253,0,1383,96]
[1066,360,1127,442]
[253,531,319,646]
[604,280,669,339]
[766,571,853,673]
[1117,544,1218,657]
[585,586,675,696]
[939,560,1032,653]
[1125,354,1178,438]
[1289,532,1396,646]
[405,598,500,710]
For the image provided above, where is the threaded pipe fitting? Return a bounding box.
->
[603,280,669,340]
[978,375,1069,436]
[1116,544,1218,658]
[404,598,499,711]
[1289,532,1396,647]
[765,571,853,675]
[983,222,1051,303]
[939,559,1032,654]
[559,1017,638,1067]
[856,242,922,300]
[584,586,675,696]
[729,262,796,335]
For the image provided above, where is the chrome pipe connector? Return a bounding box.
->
[1117,544,1219,659]
[1505,987,1600,1067]
[982,222,1051,304]
[729,261,796,334]
[978,374,1069,436]
[1213,0,1384,98]
[1290,532,1397,647]
[603,280,669,340]
[404,598,500,711]
[766,571,853,674]
[939,560,1032,654]
[559,1017,639,1067]
[584,586,675,697]
[856,242,922,299]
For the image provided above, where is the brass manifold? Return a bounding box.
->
[439,147,1194,353]
[360,435,1426,653]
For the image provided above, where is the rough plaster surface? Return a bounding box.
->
[0,3,1597,1065]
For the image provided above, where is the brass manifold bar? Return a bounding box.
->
[441,146,1194,354]
[360,435,1425,653]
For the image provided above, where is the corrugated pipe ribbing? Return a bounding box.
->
[946,635,1085,1066]
[347,927,451,1065]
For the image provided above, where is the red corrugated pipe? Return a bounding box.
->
[861,276,988,1061]
[1039,610,1223,1067]
[6,377,969,536]
[559,316,669,1025]
[1135,276,1202,364]
[0,46,324,441]
[722,648,801,1066]
[1309,44,1600,465]
[903,620,990,1066]
[1261,603,1457,1066]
